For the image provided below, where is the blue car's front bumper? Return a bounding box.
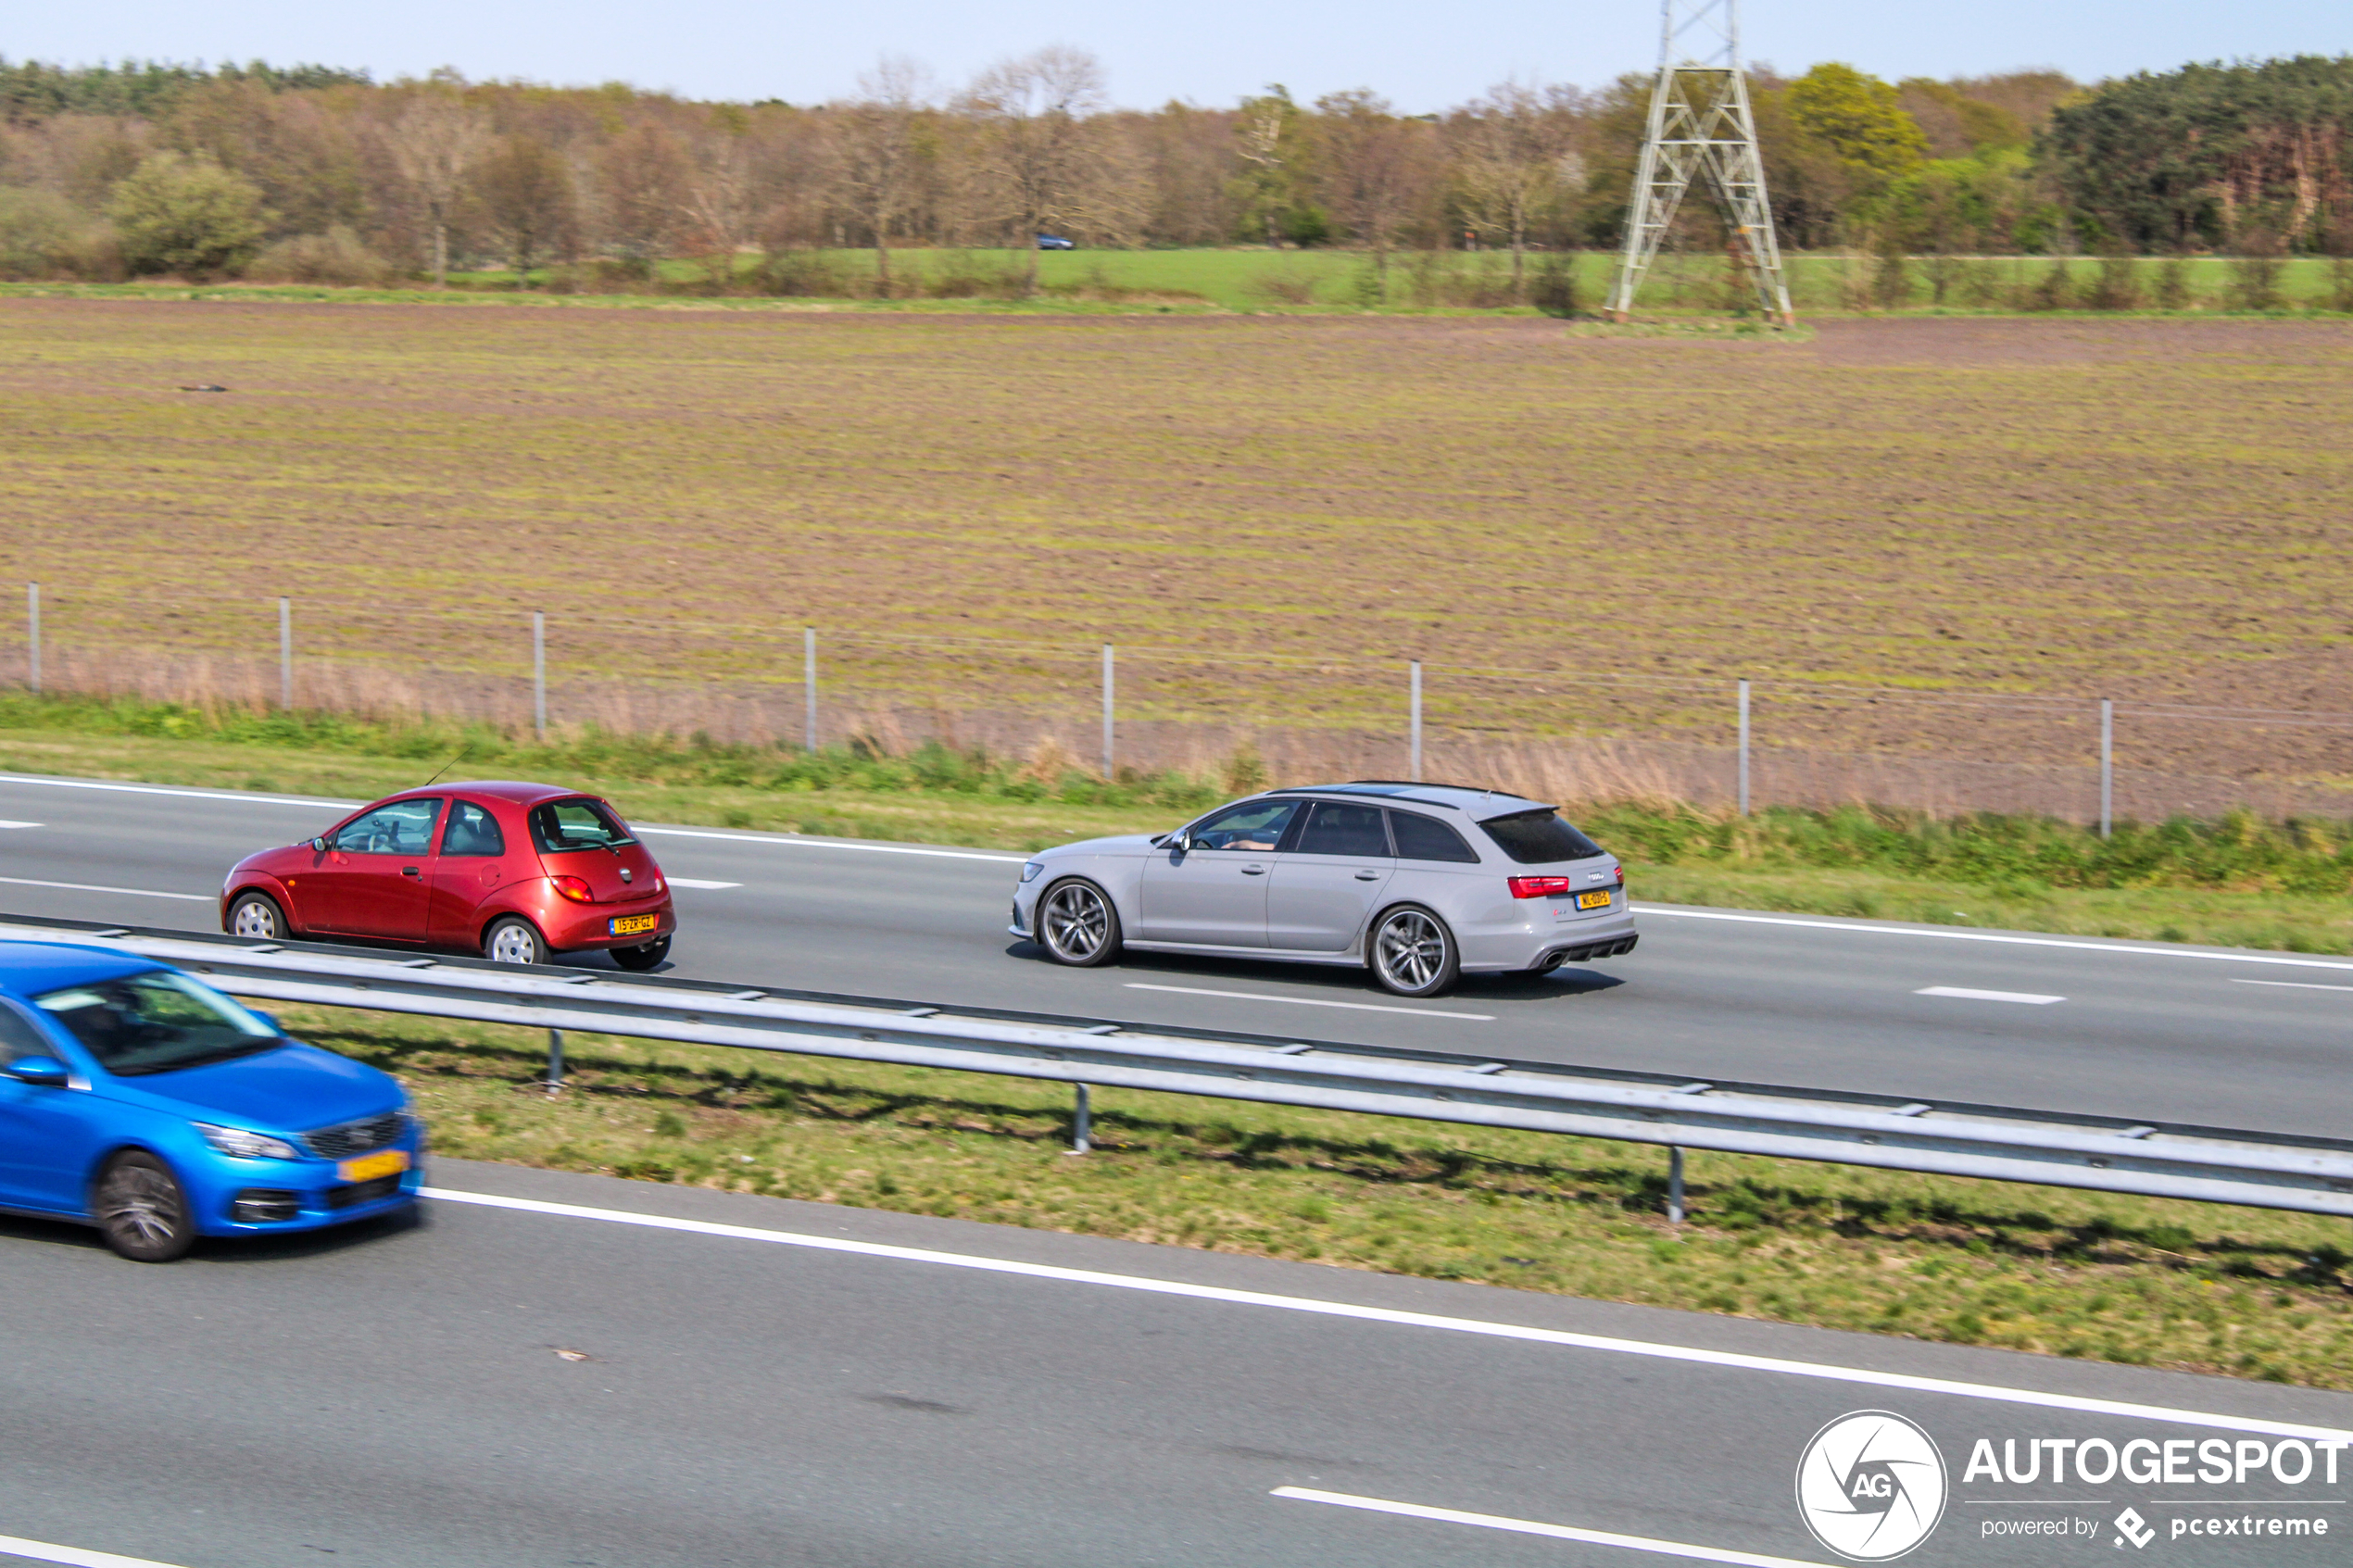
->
[185,1128,426,1237]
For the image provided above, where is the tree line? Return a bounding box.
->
[0,51,2347,295]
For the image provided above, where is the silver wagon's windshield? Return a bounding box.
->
[34,971,283,1077]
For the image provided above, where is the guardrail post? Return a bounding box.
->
[26,583,38,696]
[1101,644,1114,781]
[278,596,292,709]
[545,1027,564,1097]
[803,626,817,752]
[2099,698,2113,839]
[532,611,547,742]
[1070,1083,1091,1155]
[1667,1146,1686,1226]
[1409,660,1423,782]
[1736,681,1750,815]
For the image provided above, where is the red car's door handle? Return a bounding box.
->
[401,866,422,878]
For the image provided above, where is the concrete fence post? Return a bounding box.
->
[278,596,292,709]
[803,627,817,752]
[546,1028,565,1097]
[1101,644,1114,782]
[1736,680,1751,816]
[532,612,547,742]
[1409,661,1423,782]
[25,583,37,696]
[1667,1146,1686,1226]
[2100,698,2114,839]
[1070,1083,1092,1155]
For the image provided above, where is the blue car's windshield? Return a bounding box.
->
[33,972,283,1077]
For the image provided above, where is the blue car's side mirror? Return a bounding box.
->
[5,1056,70,1087]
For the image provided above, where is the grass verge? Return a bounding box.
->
[3,691,2348,954]
[296,1005,2353,1389]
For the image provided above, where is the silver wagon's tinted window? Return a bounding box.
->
[1388,810,1480,863]
[1295,802,1390,857]
[1478,809,1604,864]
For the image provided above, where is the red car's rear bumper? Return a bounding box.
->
[539,898,676,950]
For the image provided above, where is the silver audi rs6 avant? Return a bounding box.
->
[1008,782,1639,997]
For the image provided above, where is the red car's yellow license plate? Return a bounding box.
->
[338,1148,409,1184]
[610,913,660,936]
[1576,889,1614,910]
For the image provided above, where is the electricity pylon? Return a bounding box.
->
[1606,0,1794,324]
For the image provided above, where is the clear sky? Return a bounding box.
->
[7,2,2347,112]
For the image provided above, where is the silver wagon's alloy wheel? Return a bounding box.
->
[1372,906,1460,997]
[1039,880,1120,967]
[229,893,283,940]
[95,1152,195,1262]
[484,918,548,965]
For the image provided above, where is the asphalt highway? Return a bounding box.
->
[0,771,2347,1139]
[2,1159,2347,1568]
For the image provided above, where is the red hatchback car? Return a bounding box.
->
[220,782,677,969]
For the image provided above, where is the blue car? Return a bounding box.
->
[0,943,422,1261]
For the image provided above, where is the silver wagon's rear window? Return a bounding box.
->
[1478,809,1604,864]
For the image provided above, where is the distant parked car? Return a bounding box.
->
[1036,233,1076,250]
[221,782,676,970]
[0,942,422,1261]
[1009,782,1638,997]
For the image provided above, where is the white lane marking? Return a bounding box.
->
[2234,979,2353,993]
[0,772,355,809]
[0,821,41,829]
[0,1531,195,1568]
[636,825,1026,862]
[1272,1488,1827,1568]
[1124,982,1494,1021]
[421,1186,2353,1441]
[663,878,742,890]
[0,876,210,902]
[1916,985,2066,1005]
[1636,904,2353,973]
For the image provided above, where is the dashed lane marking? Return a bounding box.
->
[1915,985,2066,1005]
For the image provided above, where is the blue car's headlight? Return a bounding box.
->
[194,1123,301,1161]
[1019,861,1045,883]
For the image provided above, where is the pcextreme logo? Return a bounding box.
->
[1795,1411,1951,1562]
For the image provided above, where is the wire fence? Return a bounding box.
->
[17,582,2353,825]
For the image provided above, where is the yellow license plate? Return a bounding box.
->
[338,1148,410,1184]
[610,913,660,936]
[1576,889,1614,910]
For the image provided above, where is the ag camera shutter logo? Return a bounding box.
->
[1795,1411,1949,1561]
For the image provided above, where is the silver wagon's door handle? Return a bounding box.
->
[1353,870,1381,880]
[1240,864,1266,875]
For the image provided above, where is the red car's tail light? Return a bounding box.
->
[1508,875,1575,899]
[552,875,595,903]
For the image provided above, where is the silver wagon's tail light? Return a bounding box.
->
[1507,875,1575,899]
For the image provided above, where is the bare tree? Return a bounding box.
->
[1313,89,1435,281]
[837,56,931,297]
[680,105,759,289]
[384,90,490,285]
[594,120,692,267]
[961,45,1111,296]
[476,132,577,284]
[1453,82,1580,297]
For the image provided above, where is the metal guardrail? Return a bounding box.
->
[7,912,2353,1219]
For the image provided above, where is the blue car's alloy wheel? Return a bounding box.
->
[94,1151,195,1262]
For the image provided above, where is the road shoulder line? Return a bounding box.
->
[422,1185,2353,1441]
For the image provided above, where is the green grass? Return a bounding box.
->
[8,249,2347,318]
[2,690,2349,952]
[300,1004,2353,1389]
